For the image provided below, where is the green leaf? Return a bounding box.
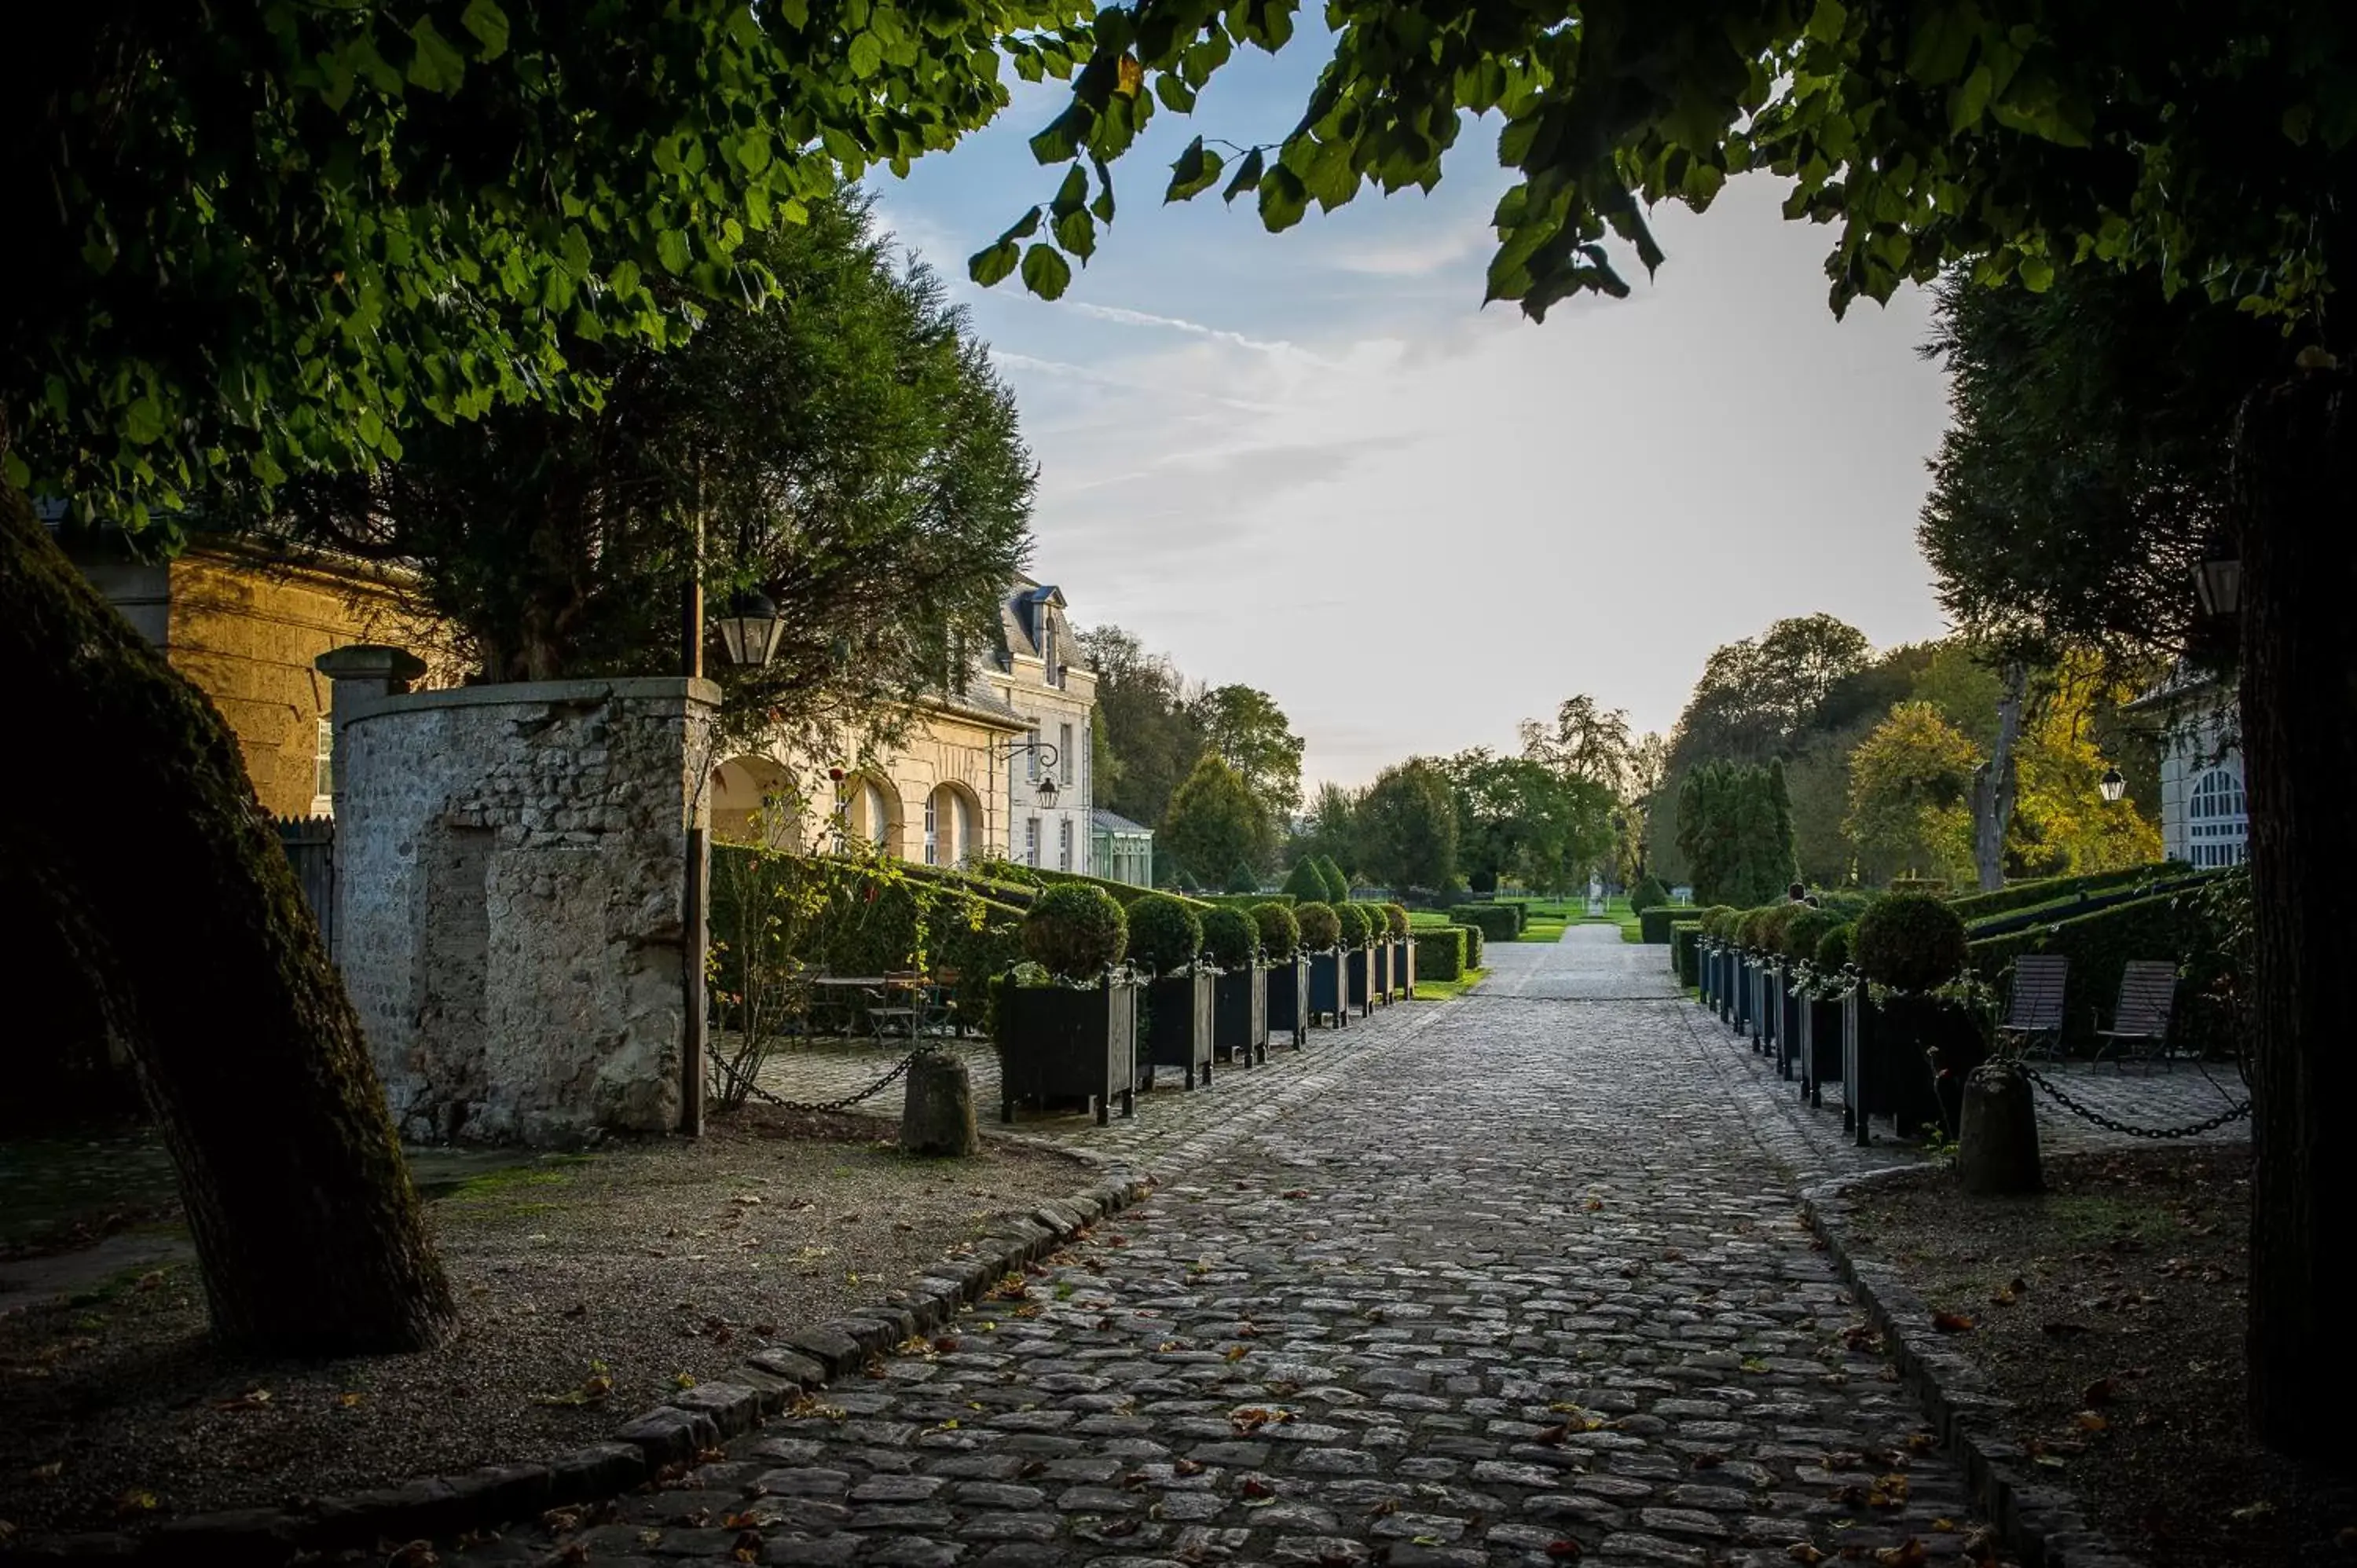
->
[1948,63,1992,133]
[1904,4,1978,86]
[1257,165,1308,232]
[1054,207,1097,260]
[609,259,643,298]
[1804,0,1848,44]
[996,207,1043,245]
[1165,136,1225,202]
[1020,243,1072,299]
[1029,104,1089,165]
[2017,254,2055,292]
[460,0,509,59]
[124,396,165,445]
[1222,147,1266,203]
[1091,156,1117,222]
[970,240,1021,288]
[1052,162,1090,216]
[405,17,468,93]
[849,32,883,78]
[656,229,693,275]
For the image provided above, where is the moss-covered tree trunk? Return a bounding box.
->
[1,490,455,1354]
[2236,367,2356,1459]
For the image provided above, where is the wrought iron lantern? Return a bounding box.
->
[2099,766,2128,804]
[2194,550,2242,619]
[713,591,785,668]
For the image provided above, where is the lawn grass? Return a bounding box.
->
[1516,918,1569,942]
[1406,967,1487,1000]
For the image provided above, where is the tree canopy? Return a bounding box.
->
[1357,760,1460,893]
[273,192,1033,751]
[1158,753,1272,888]
[1193,683,1307,822]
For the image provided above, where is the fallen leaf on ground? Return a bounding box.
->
[1545,1540,1583,1559]
[213,1389,273,1412]
[1240,1477,1274,1499]
[338,1392,364,1409]
[1872,1540,1929,1566]
[1930,1312,1975,1333]
[1785,1545,1826,1565]
[2081,1376,2118,1405]
[2073,1412,2109,1432]
[112,1489,157,1516]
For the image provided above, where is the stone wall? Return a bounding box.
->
[331,674,719,1145]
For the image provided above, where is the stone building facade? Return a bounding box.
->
[2129,664,2247,870]
[70,538,455,818]
[324,661,718,1145]
[984,580,1098,876]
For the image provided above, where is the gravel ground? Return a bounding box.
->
[0,1108,1094,1536]
[1842,1146,2357,1567]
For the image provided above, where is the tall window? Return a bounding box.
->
[863,780,891,849]
[1042,621,1058,687]
[2187,767,2248,868]
[312,718,335,811]
[1027,728,1040,781]
[922,793,939,864]
[1059,722,1074,786]
[1058,819,1073,871]
[1025,817,1041,868]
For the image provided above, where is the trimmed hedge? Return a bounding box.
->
[1856,891,1969,991]
[1252,901,1301,961]
[1671,921,1703,987]
[1963,870,2213,940]
[1035,868,1212,911]
[1447,904,1522,943]
[1629,875,1670,915]
[1637,904,1701,944]
[1458,921,1486,970]
[1967,892,2208,1054]
[1414,925,1469,980]
[1127,892,1204,976]
[1022,883,1129,979]
[896,859,1043,909]
[1945,863,2173,924]
[1206,892,1294,910]
[1200,905,1259,969]
[1296,901,1341,950]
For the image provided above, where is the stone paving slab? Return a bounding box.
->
[499,930,1999,1567]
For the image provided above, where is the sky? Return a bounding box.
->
[874,40,1959,790]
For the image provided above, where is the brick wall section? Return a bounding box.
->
[332,676,719,1145]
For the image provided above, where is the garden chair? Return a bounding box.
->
[863,971,924,1046]
[1995,955,2069,1060]
[2093,960,2179,1071]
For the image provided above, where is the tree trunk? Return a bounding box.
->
[1,491,456,1355]
[1970,661,2025,892]
[2237,366,2356,1459]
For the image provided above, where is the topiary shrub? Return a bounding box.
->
[1756,903,1802,957]
[1414,924,1468,980]
[1817,922,1857,969]
[1200,905,1259,970]
[1457,921,1486,969]
[1314,855,1351,903]
[1252,901,1301,961]
[1781,907,1840,967]
[1021,884,1127,979]
[1731,908,1765,950]
[1382,903,1410,938]
[1334,901,1372,947]
[1281,859,1329,900]
[1126,892,1205,977]
[1853,891,1968,991]
[1629,876,1670,914]
[1224,861,1262,895]
[1295,900,1341,951]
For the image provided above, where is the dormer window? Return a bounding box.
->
[1041,620,1058,687]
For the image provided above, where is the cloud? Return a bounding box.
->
[989,350,1288,414]
[1325,226,1491,278]
[1072,302,1325,361]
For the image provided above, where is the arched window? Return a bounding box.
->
[862,779,892,849]
[923,793,940,864]
[2187,767,2248,869]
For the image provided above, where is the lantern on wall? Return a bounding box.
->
[713,591,785,668]
[2099,766,2128,804]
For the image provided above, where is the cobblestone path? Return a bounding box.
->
[511,928,1992,1568]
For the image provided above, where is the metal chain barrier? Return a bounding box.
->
[2014,1061,2253,1141]
[728,1046,929,1115]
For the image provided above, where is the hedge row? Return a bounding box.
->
[896,859,1042,910]
[1946,863,2172,923]
[1670,921,1703,987]
[1965,891,2208,1053]
[1414,925,1469,981]
[1459,921,1486,970]
[1033,868,1213,911]
[1637,904,1701,944]
[1203,892,1295,910]
[1447,904,1522,942]
[1963,870,2212,940]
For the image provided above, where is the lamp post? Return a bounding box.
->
[997,738,1061,866]
[680,577,785,1136]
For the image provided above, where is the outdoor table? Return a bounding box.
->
[808,974,937,1039]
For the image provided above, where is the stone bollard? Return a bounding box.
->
[1957,1061,2044,1195]
[900,1050,980,1157]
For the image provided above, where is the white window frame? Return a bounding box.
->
[1025,816,1041,868]
[1058,818,1073,871]
[1027,727,1040,782]
[2187,766,2248,869]
[310,717,335,815]
[923,793,939,865]
[1059,722,1074,786]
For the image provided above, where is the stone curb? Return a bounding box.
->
[11,1167,1154,1565]
[12,995,1461,1563]
[1799,1167,2145,1568]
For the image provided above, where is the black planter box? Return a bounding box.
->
[1736,956,1755,1034]
[1719,948,1737,1026]
[1142,970,1215,1089]
[1841,989,1967,1142]
[996,976,1138,1126]
[1212,965,1269,1064]
[1264,954,1308,1046]
[1307,949,1349,1028]
[1346,947,1374,1016]
[1799,992,1844,1106]
[1370,942,1391,1002]
[1779,976,1804,1080]
[1395,937,1415,998]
